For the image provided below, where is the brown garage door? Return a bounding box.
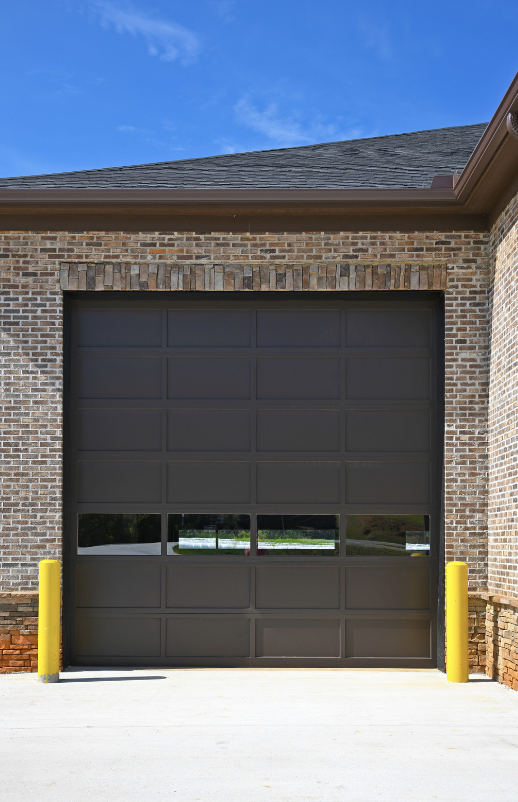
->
[67,293,440,667]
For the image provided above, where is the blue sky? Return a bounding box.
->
[1,0,517,177]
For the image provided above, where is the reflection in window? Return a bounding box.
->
[345,515,430,556]
[78,513,161,555]
[168,514,250,555]
[257,515,339,556]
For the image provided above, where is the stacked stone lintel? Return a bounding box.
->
[58,261,447,292]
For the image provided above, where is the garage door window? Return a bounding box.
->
[345,515,430,556]
[168,514,250,555]
[77,513,161,555]
[257,515,339,556]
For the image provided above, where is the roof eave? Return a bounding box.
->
[1,74,518,226]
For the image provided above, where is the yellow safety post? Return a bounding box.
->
[446,561,469,683]
[38,560,61,683]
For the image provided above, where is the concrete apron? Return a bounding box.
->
[1,668,517,802]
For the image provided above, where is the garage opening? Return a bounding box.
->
[66,292,441,667]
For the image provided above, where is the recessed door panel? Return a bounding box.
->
[168,409,251,452]
[345,566,431,610]
[76,616,161,657]
[168,310,251,347]
[166,618,250,657]
[76,564,161,608]
[257,310,341,347]
[256,619,340,657]
[345,619,431,658]
[168,357,251,399]
[345,462,430,504]
[78,309,162,347]
[167,461,251,503]
[166,567,251,608]
[78,357,162,399]
[257,462,340,504]
[346,358,430,400]
[256,567,340,609]
[346,310,430,348]
[257,358,341,400]
[345,410,430,452]
[78,409,162,451]
[77,461,162,503]
[257,410,340,452]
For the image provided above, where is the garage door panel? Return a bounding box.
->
[167,409,251,452]
[345,410,430,452]
[76,616,161,657]
[166,567,251,608]
[78,461,162,503]
[167,461,251,503]
[257,410,340,452]
[168,357,251,399]
[256,567,340,609]
[257,462,340,504]
[78,309,162,347]
[256,619,340,657]
[345,619,431,658]
[345,566,431,610]
[346,358,430,400]
[257,358,341,399]
[78,409,162,451]
[71,297,439,668]
[76,564,161,608]
[78,357,162,399]
[168,310,251,347]
[345,462,430,504]
[166,618,250,657]
[257,310,341,347]
[346,310,431,348]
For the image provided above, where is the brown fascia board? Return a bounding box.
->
[0,186,458,213]
[0,187,477,231]
[454,71,518,205]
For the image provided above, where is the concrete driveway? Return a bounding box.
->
[1,668,517,802]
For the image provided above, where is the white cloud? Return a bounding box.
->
[211,0,235,23]
[92,1,201,64]
[117,124,153,135]
[355,15,394,62]
[234,97,362,148]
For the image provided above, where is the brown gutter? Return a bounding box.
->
[0,187,457,209]
[454,71,518,203]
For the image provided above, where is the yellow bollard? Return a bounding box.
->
[446,561,469,682]
[38,560,61,683]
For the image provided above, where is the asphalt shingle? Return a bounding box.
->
[0,123,487,189]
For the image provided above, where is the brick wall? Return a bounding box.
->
[0,228,490,595]
[488,190,518,598]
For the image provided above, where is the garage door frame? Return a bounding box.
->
[62,290,445,668]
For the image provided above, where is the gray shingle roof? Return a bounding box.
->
[0,123,487,189]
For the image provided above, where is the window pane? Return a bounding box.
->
[257,515,339,556]
[345,515,430,556]
[168,514,250,555]
[78,513,161,555]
